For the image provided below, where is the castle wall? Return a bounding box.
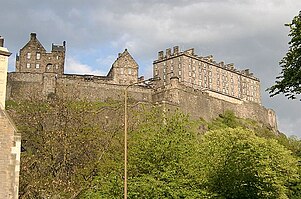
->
[6,72,153,102]
[153,78,277,130]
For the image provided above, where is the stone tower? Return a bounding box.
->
[16,33,66,75]
[0,36,20,199]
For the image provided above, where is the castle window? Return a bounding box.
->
[171,66,174,71]
[128,68,132,75]
[120,68,124,75]
[55,64,59,69]
[163,62,166,66]
[36,63,40,68]
[179,70,182,76]
[56,55,59,60]
[47,64,52,70]
[192,73,195,78]
[189,71,191,77]
[192,66,195,71]
[26,63,30,68]
[36,53,41,60]
[27,53,31,59]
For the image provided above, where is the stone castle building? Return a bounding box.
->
[154,47,261,104]
[0,36,21,199]
[6,33,277,130]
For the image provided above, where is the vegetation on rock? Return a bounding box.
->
[6,99,301,198]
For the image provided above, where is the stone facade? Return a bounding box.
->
[6,33,278,131]
[16,33,65,75]
[154,47,261,104]
[0,36,20,199]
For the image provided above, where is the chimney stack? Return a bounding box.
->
[30,32,37,40]
[173,46,179,55]
[158,51,164,60]
[166,48,171,57]
[0,36,4,47]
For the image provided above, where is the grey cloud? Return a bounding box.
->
[1,0,301,136]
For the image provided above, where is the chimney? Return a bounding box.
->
[63,41,66,47]
[30,32,37,40]
[0,36,3,47]
[158,51,164,60]
[173,46,179,55]
[166,48,171,57]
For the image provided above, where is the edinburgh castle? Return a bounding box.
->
[6,33,277,130]
[0,32,279,198]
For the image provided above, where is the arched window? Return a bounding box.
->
[46,63,53,70]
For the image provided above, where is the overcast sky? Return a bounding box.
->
[1,0,301,137]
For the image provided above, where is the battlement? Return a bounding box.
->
[155,47,258,80]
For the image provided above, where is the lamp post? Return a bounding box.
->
[124,77,159,199]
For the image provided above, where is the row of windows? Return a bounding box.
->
[26,63,59,69]
[26,52,60,60]
[120,68,133,75]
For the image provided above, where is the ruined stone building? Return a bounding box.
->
[6,33,277,130]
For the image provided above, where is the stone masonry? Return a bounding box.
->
[0,36,20,199]
[6,33,278,131]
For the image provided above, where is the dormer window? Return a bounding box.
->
[27,53,31,59]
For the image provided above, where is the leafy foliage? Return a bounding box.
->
[199,127,299,198]
[6,100,301,198]
[267,11,301,100]
[7,99,124,198]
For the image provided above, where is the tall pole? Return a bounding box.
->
[124,87,128,199]
[123,77,159,199]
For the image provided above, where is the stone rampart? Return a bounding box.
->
[152,77,277,131]
[7,72,153,103]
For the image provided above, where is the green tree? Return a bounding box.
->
[128,112,205,198]
[268,11,301,100]
[199,127,300,198]
[6,99,124,198]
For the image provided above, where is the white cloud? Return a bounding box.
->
[65,57,106,76]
